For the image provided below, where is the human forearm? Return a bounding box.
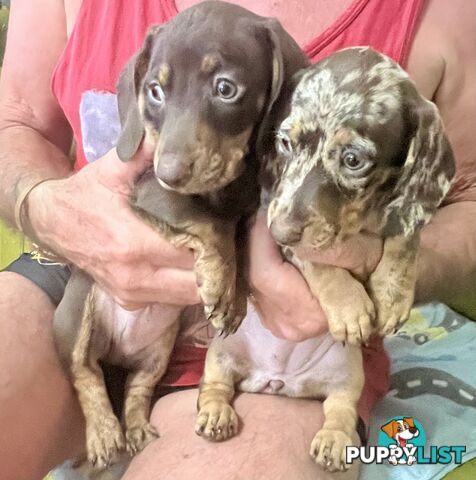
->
[0,124,72,230]
[0,0,74,230]
[416,201,476,319]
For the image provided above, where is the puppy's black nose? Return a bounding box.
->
[270,220,302,246]
[409,427,417,434]
[155,154,190,188]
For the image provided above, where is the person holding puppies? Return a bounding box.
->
[0,0,474,479]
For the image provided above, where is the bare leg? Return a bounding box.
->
[0,272,84,480]
[123,390,360,480]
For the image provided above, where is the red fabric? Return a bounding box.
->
[359,335,390,425]
[303,0,425,66]
[51,0,424,402]
[52,0,426,170]
[160,343,207,386]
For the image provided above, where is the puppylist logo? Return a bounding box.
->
[346,417,466,466]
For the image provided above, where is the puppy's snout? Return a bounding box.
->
[409,427,417,434]
[269,219,302,246]
[155,153,191,188]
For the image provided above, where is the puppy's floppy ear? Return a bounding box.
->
[404,417,415,428]
[116,26,161,161]
[255,19,310,156]
[381,420,398,439]
[384,91,455,237]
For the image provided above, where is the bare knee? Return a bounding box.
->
[0,270,55,319]
[0,272,85,480]
[0,272,57,385]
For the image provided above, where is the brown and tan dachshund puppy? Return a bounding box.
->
[53,1,309,469]
[197,47,454,472]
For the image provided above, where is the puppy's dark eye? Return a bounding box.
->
[276,134,293,156]
[214,78,239,101]
[147,82,165,104]
[342,150,366,171]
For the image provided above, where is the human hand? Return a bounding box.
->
[293,232,384,282]
[247,211,383,342]
[247,211,328,342]
[27,148,200,309]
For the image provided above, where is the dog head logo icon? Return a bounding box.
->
[347,416,465,466]
[380,417,424,465]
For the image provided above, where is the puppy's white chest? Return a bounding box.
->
[94,291,181,364]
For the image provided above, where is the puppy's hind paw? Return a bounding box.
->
[310,429,354,472]
[125,422,159,456]
[87,416,126,469]
[195,401,238,442]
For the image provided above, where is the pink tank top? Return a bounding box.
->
[53,0,425,169]
[51,0,425,416]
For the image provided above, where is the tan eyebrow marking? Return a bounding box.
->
[289,123,302,142]
[334,127,353,144]
[158,63,171,86]
[201,53,220,74]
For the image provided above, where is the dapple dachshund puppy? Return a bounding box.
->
[197,47,455,472]
[53,0,309,469]
[267,47,455,340]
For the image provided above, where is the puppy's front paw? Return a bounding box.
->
[375,299,412,336]
[203,293,245,337]
[197,255,246,336]
[324,284,375,345]
[87,416,125,468]
[369,277,413,336]
[126,422,159,456]
[310,429,353,472]
[368,252,416,336]
[195,401,238,441]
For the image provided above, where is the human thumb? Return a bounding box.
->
[103,144,154,189]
